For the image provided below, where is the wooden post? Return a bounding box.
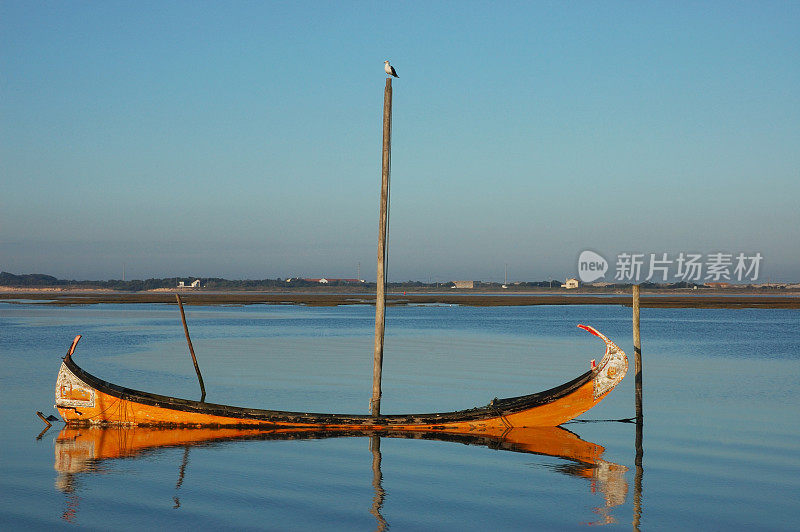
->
[633,284,642,423]
[176,294,206,402]
[633,283,644,459]
[632,284,644,528]
[371,78,392,417]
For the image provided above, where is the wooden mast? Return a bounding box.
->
[371,77,392,416]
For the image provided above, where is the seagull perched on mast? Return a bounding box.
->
[384,60,398,78]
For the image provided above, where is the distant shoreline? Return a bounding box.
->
[1,288,798,308]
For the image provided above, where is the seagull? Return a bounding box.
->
[384,60,398,78]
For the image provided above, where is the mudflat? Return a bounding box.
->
[1,290,798,308]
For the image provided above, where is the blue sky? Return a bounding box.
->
[2,2,798,282]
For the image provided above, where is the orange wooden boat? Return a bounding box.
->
[55,324,627,430]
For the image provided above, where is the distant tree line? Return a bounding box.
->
[0,273,64,286]
[0,272,291,291]
[3,271,777,291]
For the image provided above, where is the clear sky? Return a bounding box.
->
[2,2,798,282]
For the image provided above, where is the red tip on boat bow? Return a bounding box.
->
[65,335,82,359]
[577,324,601,338]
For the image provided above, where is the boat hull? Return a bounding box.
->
[56,324,627,431]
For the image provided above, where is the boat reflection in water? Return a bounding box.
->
[54,425,628,526]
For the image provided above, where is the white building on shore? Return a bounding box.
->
[561,278,579,289]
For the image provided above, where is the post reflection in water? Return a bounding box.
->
[173,446,190,509]
[53,425,629,527]
[633,417,644,530]
[369,435,388,531]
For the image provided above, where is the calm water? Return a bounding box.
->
[1,302,798,530]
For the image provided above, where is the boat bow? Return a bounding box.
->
[577,324,628,400]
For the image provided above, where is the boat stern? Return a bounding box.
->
[54,335,98,424]
[55,361,97,423]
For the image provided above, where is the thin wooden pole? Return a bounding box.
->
[371,77,392,417]
[176,294,206,402]
[633,285,642,423]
